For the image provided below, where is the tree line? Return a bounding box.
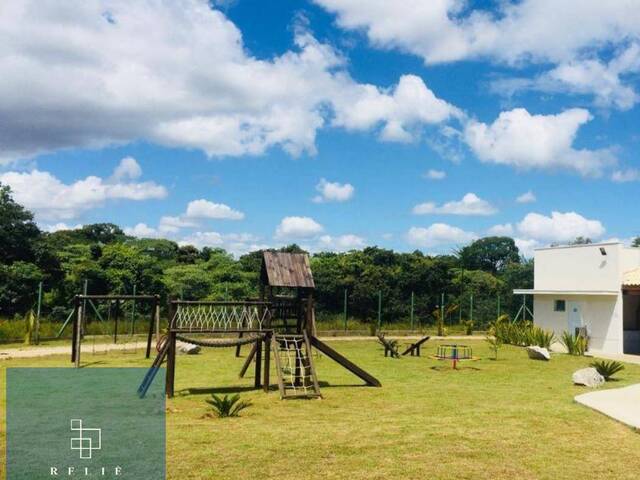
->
[8,182,624,328]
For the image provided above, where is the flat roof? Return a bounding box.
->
[534,241,623,252]
[513,289,619,296]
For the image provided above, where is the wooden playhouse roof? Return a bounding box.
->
[261,251,315,288]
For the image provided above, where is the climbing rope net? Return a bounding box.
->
[172,303,272,332]
[275,335,317,397]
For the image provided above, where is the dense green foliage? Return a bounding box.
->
[493,316,555,348]
[0,183,533,335]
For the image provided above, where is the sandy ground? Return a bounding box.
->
[0,335,480,359]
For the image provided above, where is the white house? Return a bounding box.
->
[514,242,640,355]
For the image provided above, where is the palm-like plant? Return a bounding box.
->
[432,304,458,336]
[485,327,503,360]
[206,394,252,418]
[590,360,624,381]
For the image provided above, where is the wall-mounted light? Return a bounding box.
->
[599,247,607,256]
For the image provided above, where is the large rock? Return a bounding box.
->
[526,345,551,361]
[176,340,201,355]
[572,367,605,388]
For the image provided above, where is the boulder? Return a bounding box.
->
[176,340,201,355]
[526,345,551,361]
[572,367,605,388]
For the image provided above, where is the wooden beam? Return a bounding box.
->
[309,336,381,387]
[238,343,257,378]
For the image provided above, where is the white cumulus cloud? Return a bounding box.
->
[124,223,161,238]
[464,108,615,177]
[0,157,167,221]
[0,1,460,164]
[516,191,536,203]
[517,211,605,243]
[611,168,640,183]
[423,169,446,180]
[318,234,366,251]
[185,199,244,220]
[275,216,324,239]
[406,223,476,248]
[413,193,497,216]
[313,179,354,203]
[487,223,515,236]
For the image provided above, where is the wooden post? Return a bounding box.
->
[377,290,382,331]
[263,333,271,393]
[254,337,262,389]
[35,281,43,345]
[166,331,176,397]
[145,297,156,359]
[71,296,79,363]
[114,300,120,343]
[130,283,137,336]
[74,299,83,368]
[343,288,348,332]
[410,291,415,331]
[154,296,161,342]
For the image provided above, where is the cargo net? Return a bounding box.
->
[273,334,321,399]
[172,303,271,332]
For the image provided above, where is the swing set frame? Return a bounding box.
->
[70,294,161,368]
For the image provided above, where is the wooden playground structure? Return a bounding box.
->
[139,252,381,399]
[70,294,161,368]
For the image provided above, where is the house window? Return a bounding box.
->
[554,300,566,312]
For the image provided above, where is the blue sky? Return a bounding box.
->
[1,0,639,256]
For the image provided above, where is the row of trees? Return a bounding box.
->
[4,182,632,328]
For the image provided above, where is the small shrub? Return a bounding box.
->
[590,360,624,380]
[463,319,474,336]
[206,394,252,418]
[561,331,588,356]
[485,325,503,360]
[529,326,555,349]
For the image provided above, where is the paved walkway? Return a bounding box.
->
[586,351,640,365]
[575,384,640,429]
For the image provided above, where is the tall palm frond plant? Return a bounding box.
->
[432,304,458,336]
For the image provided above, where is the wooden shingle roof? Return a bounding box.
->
[261,251,315,288]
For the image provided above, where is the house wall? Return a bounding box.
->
[534,243,622,291]
[533,294,621,354]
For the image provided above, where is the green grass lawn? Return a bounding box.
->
[1,340,640,479]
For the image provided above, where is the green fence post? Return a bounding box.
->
[130,283,137,335]
[34,281,43,345]
[440,292,445,326]
[343,288,348,333]
[470,294,474,324]
[497,294,501,319]
[410,291,415,331]
[377,290,382,331]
